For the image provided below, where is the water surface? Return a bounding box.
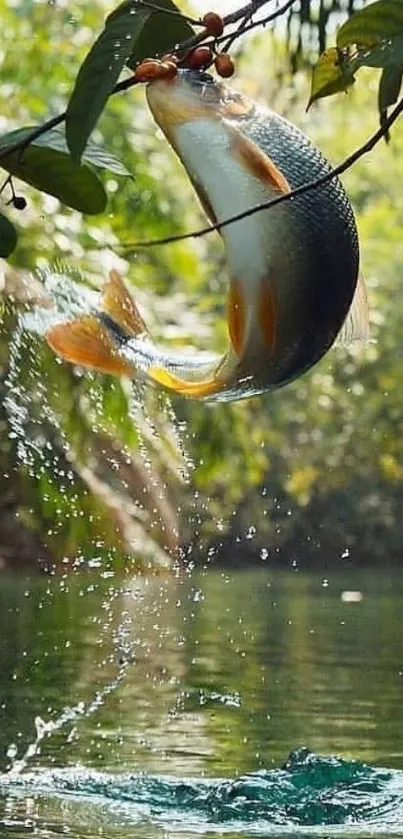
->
[1,568,403,837]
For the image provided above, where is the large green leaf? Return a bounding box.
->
[0,212,17,257]
[0,131,107,215]
[126,0,195,68]
[309,47,356,107]
[337,0,403,49]
[378,63,403,110]
[0,126,132,177]
[309,10,403,109]
[66,2,151,165]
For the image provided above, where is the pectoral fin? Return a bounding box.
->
[46,315,133,376]
[228,279,246,357]
[229,125,291,195]
[258,278,277,355]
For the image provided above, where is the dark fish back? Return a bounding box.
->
[242,108,360,385]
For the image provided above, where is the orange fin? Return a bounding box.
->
[258,278,277,355]
[228,279,246,357]
[149,366,221,399]
[46,315,133,377]
[101,269,148,338]
[229,127,290,195]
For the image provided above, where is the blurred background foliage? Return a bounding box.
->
[1,0,403,571]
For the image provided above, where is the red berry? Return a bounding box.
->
[202,11,224,37]
[158,60,178,79]
[186,46,213,70]
[134,59,162,82]
[214,53,235,78]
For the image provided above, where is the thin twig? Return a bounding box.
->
[218,0,297,45]
[222,2,256,54]
[119,94,403,250]
[0,174,12,197]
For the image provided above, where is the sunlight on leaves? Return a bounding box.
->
[337,0,403,49]
[309,47,355,107]
[311,0,403,114]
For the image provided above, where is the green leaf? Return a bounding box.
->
[0,212,17,258]
[66,2,151,165]
[378,63,403,111]
[0,126,132,177]
[309,47,356,107]
[0,131,107,215]
[337,0,403,49]
[352,31,403,70]
[126,0,194,68]
[82,141,132,177]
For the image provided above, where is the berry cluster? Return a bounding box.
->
[134,11,235,83]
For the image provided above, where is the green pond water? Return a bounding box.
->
[1,567,403,838]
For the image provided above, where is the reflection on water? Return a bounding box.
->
[0,568,403,837]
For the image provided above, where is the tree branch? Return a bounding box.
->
[119,94,403,251]
[0,0,282,166]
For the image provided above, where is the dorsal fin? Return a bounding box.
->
[101,269,148,338]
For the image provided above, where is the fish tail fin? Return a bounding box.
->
[46,269,226,398]
[46,315,133,377]
[46,269,150,376]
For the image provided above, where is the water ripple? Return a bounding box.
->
[1,749,403,835]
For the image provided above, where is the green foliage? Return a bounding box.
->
[309,47,356,107]
[0,0,194,256]
[0,129,108,215]
[65,0,194,163]
[65,3,151,163]
[310,0,403,120]
[337,0,403,48]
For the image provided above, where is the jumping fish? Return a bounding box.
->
[46,70,368,402]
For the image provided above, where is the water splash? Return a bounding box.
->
[1,749,403,835]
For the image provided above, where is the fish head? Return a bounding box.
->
[146,69,253,141]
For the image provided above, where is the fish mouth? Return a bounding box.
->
[146,69,253,137]
[146,70,222,134]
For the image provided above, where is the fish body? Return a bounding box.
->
[47,70,366,402]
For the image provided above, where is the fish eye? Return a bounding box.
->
[177,69,222,104]
[179,69,215,86]
[197,72,215,85]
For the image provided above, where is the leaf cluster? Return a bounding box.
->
[0,0,194,258]
[310,0,403,134]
